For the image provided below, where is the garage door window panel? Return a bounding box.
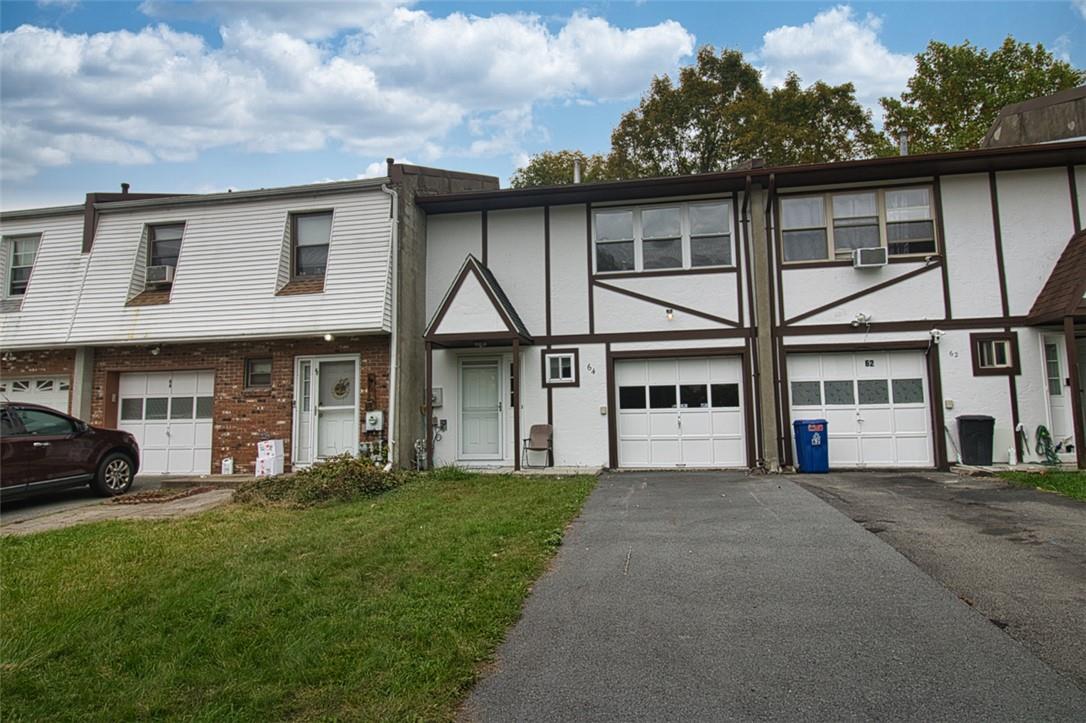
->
[857,379,889,405]
[145,398,169,420]
[824,380,855,405]
[680,384,708,408]
[791,381,822,406]
[619,386,646,409]
[121,399,143,420]
[649,385,677,409]
[196,396,214,418]
[170,397,194,419]
[711,383,740,408]
[891,378,924,404]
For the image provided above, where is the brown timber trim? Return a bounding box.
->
[544,206,552,336]
[425,342,434,469]
[592,279,740,327]
[785,340,929,353]
[782,315,1028,336]
[103,371,121,428]
[783,262,941,326]
[1065,316,1086,469]
[608,347,746,360]
[586,204,595,334]
[593,266,737,281]
[933,176,952,319]
[542,328,753,345]
[545,345,554,426]
[1069,166,1081,233]
[540,347,581,388]
[969,332,1021,376]
[742,178,756,336]
[425,331,527,347]
[605,343,616,468]
[425,257,524,340]
[512,338,521,471]
[732,191,744,327]
[740,344,756,467]
[927,344,950,470]
[776,178,940,197]
[1008,372,1022,463]
[988,172,1012,319]
[481,209,488,266]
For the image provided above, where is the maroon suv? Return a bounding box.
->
[1,402,140,501]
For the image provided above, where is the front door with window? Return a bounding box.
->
[293,356,359,466]
[1042,336,1075,458]
[460,359,502,460]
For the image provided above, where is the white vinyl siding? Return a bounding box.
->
[61,190,391,345]
[0,212,87,344]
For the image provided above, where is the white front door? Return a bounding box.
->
[293,356,359,466]
[615,356,745,468]
[460,359,502,459]
[118,371,214,474]
[788,351,931,468]
[1042,336,1075,456]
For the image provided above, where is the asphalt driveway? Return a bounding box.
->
[797,471,1086,691]
[463,472,1086,722]
[0,476,162,530]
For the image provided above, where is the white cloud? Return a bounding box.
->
[1053,34,1072,63]
[1,6,694,180]
[755,5,914,110]
[1074,0,1086,21]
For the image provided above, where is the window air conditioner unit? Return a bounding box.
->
[146,265,175,285]
[852,247,887,268]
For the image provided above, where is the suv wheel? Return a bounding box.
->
[92,453,134,497]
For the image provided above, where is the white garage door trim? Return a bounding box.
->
[118,370,214,475]
[615,355,746,469]
[0,376,71,413]
[787,350,932,468]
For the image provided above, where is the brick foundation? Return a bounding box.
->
[89,336,389,474]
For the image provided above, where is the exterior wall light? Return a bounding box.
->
[666,308,674,321]
[323,333,334,342]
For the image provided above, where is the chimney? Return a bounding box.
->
[898,132,909,156]
[573,158,582,184]
[386,157,395,176]
[120,182,130,195]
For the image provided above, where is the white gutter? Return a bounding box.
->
[381,183,400,470]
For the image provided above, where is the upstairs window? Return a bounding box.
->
[593,200,733,273]
[7,235,40,296]
[292,211,333,278]
[149,224,184,268]
[780,186,937,263]
[594,210,635,272]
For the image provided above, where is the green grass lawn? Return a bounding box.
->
[1,473,595,722]
[999,470,1086,501]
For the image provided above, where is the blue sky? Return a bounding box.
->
[1,1,1083,209]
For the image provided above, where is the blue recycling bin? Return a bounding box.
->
[793,419,829,473]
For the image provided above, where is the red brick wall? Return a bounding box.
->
[0,348,77,410]
[90,336,390,474]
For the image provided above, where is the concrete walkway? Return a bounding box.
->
[463,472,1086,722]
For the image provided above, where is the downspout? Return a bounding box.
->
[380,183,399,470]
[741,175,762,468]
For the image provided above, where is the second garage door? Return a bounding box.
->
[0,376,71,413]
[616,356,745,468]
[787,351,932,468]
[118,371,214,475]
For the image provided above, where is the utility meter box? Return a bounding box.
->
[365,410,384,432]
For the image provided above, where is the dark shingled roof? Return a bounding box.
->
[1029,229,1086,324]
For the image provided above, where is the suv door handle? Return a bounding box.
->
[33,441,50,447]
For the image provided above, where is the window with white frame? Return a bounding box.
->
[7,235,40,296]
[977,339,1012,369]
[292,211,333,278]
[780,186,936,263]
[971,332,1018,376]
[593,200,732,273]
[542,350,577,386]
[148,223,184,268]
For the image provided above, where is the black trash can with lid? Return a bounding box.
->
[957,415,995,465]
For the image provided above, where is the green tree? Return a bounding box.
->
[880,37,1084,154]
[508,150,615,188]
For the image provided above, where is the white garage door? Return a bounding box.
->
[787,351,931,468]
[118,371,214,474]
[616,356,745,468]
[0,376,70,412]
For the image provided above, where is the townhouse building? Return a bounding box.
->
[0,164,496,474]
[418,141,1086,472]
